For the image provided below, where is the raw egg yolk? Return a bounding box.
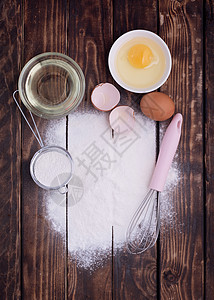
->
[128,44,153,68]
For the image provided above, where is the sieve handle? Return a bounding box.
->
[58,186,68,194]
[149,113,183,192]
[12,90,44,147]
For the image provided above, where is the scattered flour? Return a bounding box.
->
[44,111,180,270]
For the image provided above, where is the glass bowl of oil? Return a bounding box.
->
[18,52,85,119]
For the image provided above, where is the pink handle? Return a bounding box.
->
[149,113,183,192]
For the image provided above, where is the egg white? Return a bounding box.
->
[115,37,166,89]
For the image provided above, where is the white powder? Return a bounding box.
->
[44,111,180,269]
[34,150,72,187]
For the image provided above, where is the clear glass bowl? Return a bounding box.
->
[18,52,85,119]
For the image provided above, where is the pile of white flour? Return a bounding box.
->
[44,111,180,269]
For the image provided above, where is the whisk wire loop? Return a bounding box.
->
[126,189,159,254]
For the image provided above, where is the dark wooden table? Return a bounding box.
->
[0,0,213,299]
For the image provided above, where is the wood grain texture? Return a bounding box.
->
[1,1,213,299]
[22,0,67,299]
[159,1,204,299]
[67,1,113,299]
[68,0,114,107]
[205,0,214,298]
[0,0,22,299]
[113,1,158,299]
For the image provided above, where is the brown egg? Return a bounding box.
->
[140,92,175,121]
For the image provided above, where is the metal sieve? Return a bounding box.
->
[13,90,73,193]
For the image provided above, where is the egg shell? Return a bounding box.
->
[109,106,135,132]
[91,83,120,111]
[140,92,175,121]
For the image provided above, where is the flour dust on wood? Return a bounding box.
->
[43,112,180,270]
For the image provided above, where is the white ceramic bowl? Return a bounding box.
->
[108,30,172,93]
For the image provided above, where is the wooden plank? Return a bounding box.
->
[22,0,67,299]
[113,1,158,299]
[67,0,113,299]
[159,1,204,299]
[205,0,214,298]
[0,0,22,299]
